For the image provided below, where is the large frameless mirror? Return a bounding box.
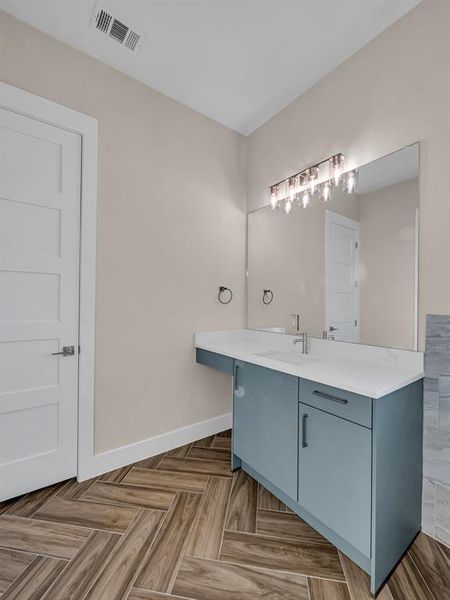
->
[247,143,420,350]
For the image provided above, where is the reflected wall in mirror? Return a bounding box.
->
[247,144,419,350]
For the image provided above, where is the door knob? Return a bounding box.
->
[329,326,339,331]
[52,346,75,357]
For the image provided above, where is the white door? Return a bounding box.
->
[0,108,81,501]
[325,210,359,343]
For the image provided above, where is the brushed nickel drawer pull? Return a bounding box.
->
[312,390,349,405]
[302,413,308,448]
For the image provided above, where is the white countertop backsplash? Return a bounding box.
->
[195,329,424,399]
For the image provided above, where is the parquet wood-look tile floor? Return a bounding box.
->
[0,430,449,600]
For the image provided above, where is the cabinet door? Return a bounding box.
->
[233,360,298,500]
[299,403,372,557]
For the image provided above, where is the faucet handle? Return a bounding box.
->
[289,313,300,332]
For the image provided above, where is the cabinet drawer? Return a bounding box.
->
[299,378,372,428]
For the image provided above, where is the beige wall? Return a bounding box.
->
[247,0,450,350]
[359,178,419,349]
[247,189,358,338]
[0,12,246,453]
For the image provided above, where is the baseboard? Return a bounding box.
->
[434,534,450,550]
[77,412,232,481]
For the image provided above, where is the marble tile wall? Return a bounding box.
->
[423,315,450,546]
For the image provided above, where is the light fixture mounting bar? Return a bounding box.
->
[270,153,344,189]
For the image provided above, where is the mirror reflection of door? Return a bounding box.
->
[325,211,359,342]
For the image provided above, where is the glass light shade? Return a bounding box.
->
[284,198,292,214]
[302,190,311,208]
[308,167,319,194]
[322,181,331,201]
[288,176,297,201]
[345,170,357,194]
[330,154,345,187]
[269,185,278,209]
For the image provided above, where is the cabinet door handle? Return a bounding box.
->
[234,364,239,392]
[302,413,308,448]
[313,390,349,405]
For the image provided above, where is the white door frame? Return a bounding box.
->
[0,81,97,481]
[413,207,419,351]
[325,209,360,341]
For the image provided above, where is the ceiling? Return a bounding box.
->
[0,0,421,135]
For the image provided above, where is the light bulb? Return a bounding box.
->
[346,170,357,194]
[308,167,319,195]
[269,185,278,210]
[322,181,331,202]
[330,154,345,187]
[288,176,297,202]
[302,190,310,208]
[284,198,292,214]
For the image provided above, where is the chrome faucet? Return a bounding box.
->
[293,332,308,354]
[323,330,335,340]
[323,326,338,341]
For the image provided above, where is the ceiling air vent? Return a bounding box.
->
[92,6,146,54]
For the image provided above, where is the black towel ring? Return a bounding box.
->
[262,289,274,305]
[218,286,233,304]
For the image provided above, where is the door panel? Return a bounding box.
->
[0,404,58,463]
[0,197,61,256]
[325,210,359,342]
[298,403,372,557]
[0,108,81,501]
[233,360,298,500]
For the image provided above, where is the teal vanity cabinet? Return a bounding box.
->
[232,360,298,501]
[296,378,423,593]
[196,349,423,595]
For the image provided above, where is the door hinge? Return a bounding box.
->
[354,281,358,288]
[78,345,81,354]
[355,241,358,249]
[355,319,358,327]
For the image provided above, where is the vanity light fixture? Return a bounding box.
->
[267,152,357,214]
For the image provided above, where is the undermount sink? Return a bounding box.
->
[255,350,321,366]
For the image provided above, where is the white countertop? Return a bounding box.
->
[195,329,424,399]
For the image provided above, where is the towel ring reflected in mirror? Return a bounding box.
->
[218,286,233,304]
[262,289,274,305]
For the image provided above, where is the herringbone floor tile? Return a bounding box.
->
[0,429,448,599]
